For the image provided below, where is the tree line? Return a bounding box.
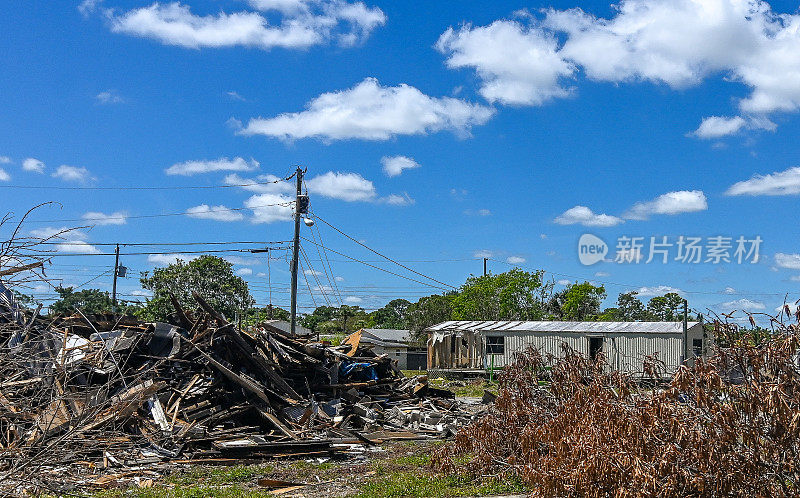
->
[31,255,694,343]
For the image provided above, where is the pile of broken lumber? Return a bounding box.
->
[0,284,485,493]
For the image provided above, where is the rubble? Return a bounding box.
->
[0,284,486,494]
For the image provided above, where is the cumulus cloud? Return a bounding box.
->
[148,253,197,265]
[381,193,415,206]
[344,296,363,304]
[82,211,128,225]
[774,253,800,270]
[473,249,493,258]
[554,205,623,227]
[304,269,323,276]
[237,78,495,141]
[236,267,253,276]
[0,169,9,182]
[635,285,682,297]
[52,165,93,183]
[381,155,420,177]
[595,271,610,277]
[22,158,45,173]
[726,166,800,196]
[436,19,574,106]
[623,190,707,220]
[30,227,100,254]
[306,171,376,201]
[245,193,294,223]
[439,0,800,133]
[334,275,345,282]
[507,256,526,264]
[186,204,245,221]
[0,156,10,164]
[96,90,124,104]
[104,1,385,51]
[720,298,766,310]
[166,157,259,176]
[557,279,572,286]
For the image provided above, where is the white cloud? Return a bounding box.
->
[334,275,345,282]
[236,267,254,276]
[726,166,800,196]
[105,1,385,51]
[245,193,294,224]
[595,271,610,277]
[22,158,45,173]
[0,156,10,164]
[186,204,245,222]
[30,227,100,254]
[52,165,93,183]
[554,205,623,227]
[478,209,491,216]
[776,302,799,313]
[225,255,263,266]
[557,279,572,286]
[442,0,800,132]
[166,157,259,176]
[227,90,247,101]
[237,77,495,141]
[381,155,420,177]
[344,296,363,304]
[436,19,575,106]
[96,90,124,104]
[540,233,547,239]
[382,193,415,206]
[224,173,295,194]
[791,275,800,282]
[304,269,323,276]
[82,211,128,225]
[306,171,376,201]
[724,286,737,294]
[624,190,707,220]
[506,256,526,264]
[0,169,9,182]
[720,298,765,310]
[473,249,493,259]
[465,208,492,216]
[635,285,682,297]
[693,115,746,138]
[774,253,800,270]
[130,289,152,297]
[78,0,102,16]
[148,253,198,265]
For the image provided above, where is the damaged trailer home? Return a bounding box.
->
[426,320,709,378]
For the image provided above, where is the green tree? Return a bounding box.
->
[50,287,113,315]
[552,282,607,320]
[405,294,454,342]
[139,255,254,322]
[451,269,548,321]
[604,291,650,321]
[647,292,686,321]
[244,305,290,326]
[369,298,411,329]
[300,305,338,333]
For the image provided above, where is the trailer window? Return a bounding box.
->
[693,338,703,356]
[486,336,504,355]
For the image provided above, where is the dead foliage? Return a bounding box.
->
[433,314,800,496]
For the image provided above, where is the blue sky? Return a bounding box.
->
[2,0,800,321]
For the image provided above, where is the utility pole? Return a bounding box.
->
[483,258,487,277]
[112,244,120,309]
[683,299,689,362]
[289,166,306,337]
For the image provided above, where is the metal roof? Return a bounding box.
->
[362,328,412,343]
[425,320,699,335]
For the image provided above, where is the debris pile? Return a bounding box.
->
[0,284,484,493]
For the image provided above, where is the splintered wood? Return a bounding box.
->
[0,283,484,494]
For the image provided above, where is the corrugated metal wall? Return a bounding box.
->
[486,329,693,374]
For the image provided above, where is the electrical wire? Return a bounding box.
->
[313,213,455,290]
[300,244,332,307]
[0,177,291,191]
[309,222,343,305]
[300,236,452,291]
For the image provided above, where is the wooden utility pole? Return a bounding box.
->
[112,244,120,308]
[289,167,305,337]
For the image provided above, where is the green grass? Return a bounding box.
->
[428,377,499,398]
[355,471,528,498]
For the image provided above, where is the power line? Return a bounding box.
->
[300,236,452,291]
[25,202,293,224]
[312,214,456,290]
[0,177,291,191]
[41,248,262,257]
[38,240,290,247]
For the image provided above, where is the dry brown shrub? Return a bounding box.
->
[432,322,800,497]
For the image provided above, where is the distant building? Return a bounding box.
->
[426,321,708,378]
[348,328,427,370]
